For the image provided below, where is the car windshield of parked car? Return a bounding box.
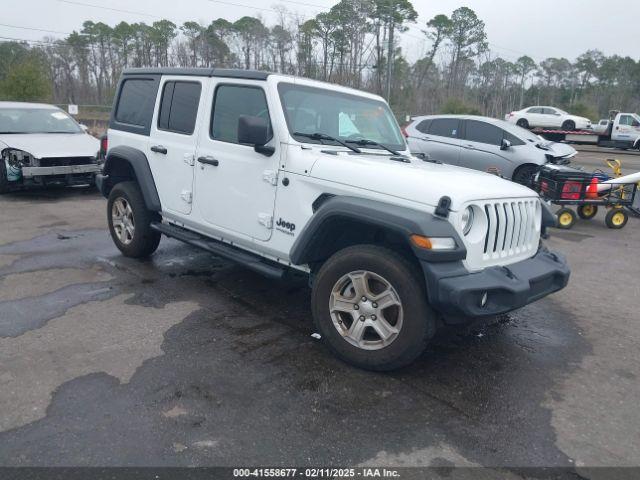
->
[0,108,82,134]
[278,83,406,152]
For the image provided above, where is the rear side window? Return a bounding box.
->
[465,120,503,146]
[115,79,158,127]
[429,119,460,139]
[211,85,272,144]
[528,107,543,114]
[416,119,431,134]
[158,81,202,135]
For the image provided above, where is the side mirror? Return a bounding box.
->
[415,152,430,161]
[80,124,89,132]
[501,139,512,151]
[238,115,274,156]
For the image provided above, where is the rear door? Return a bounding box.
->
[193,80,278,241]
[417,118,462,165]
[148,76,206,216]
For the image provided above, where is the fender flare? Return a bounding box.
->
[289,196,466,265]
[102,146,161,212]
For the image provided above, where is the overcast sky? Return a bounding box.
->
[2,0,638,63]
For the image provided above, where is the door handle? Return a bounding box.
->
[151,145,167,154]
[464,144,475,150]
[197,156,219,167]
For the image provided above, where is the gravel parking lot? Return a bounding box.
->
[0,147,639,475]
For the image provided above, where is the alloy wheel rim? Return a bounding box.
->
[112,197,135,245]
[329,270,403,351]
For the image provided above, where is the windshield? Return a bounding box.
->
[0,108,82,134]
[278,83,406,153]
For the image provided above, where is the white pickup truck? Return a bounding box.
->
[96,68,570,370]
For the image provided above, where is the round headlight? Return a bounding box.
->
[462,206,474,236]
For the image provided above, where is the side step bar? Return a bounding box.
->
[151,222,287,279]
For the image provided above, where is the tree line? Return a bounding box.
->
[1,0,639,122]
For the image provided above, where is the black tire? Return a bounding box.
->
[516,118,529,129]
[556,208,577,229]
[577,204,598,220]
[562,120,576,131]
[605,209,628,229]
[107,181,161,258]
[0,159,11,194]
[512,164,538,187]
[311,245,436,371]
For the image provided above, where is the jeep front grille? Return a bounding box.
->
[38,157,96,167]
[464,198,541,271]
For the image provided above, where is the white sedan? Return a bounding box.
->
[505,106,592,131]
[0,102,101,193]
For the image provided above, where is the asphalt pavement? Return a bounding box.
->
[0,148,639,478]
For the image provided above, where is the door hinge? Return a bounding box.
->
[180,190,193,204]
[184,153,195,166]
[262,169,278,186]
[258,213,273,229]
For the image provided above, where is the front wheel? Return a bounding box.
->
[107,181,161,258]
[512,165,539,187]
[516,118,529,129]
[311,245,436,371]
[562,120,576,131]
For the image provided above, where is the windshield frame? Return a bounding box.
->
[0,107,83,135]
[276,82,407,153]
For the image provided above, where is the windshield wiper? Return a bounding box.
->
[293,132,362,154]
[345,138,402,156]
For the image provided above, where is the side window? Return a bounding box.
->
[429,119,460,139]
[416,119,432,134]
[115,78,158,129]
[211,85,272,144]
[464,120,502,146]
[158,81,202,135]
[528,107,542,114]
[619,115,633,126]
[542,108,556,115]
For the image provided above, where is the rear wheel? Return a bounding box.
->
[562,120,576,131]
[516,118,529,129]
[311,245,436,371]
[605,209,628,229]
[512,164,539,187]
[577,204,598,220]
[556,208,577,229]
[107,181,161,258]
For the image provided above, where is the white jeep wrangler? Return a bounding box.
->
[98,68,570,371]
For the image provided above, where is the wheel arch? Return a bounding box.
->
[289,196,466,269]
[100,146,161,212]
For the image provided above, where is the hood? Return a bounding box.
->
[542,141,577,159]
[309,152,537,212]
[0,133,100,158]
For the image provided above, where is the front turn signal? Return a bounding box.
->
[410,235,456,251]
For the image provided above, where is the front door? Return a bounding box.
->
[194,81,278,241]
[148,77,206,215]
[460,120,512,175]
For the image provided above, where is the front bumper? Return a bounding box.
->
[22,164,102,178]
[421,247,570,317]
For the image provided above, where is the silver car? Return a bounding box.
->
[405,115,577,185]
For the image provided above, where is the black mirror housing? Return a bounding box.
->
[238,115,271,146]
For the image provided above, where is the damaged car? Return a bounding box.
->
[404,115,577,186]
[0,102,101,193]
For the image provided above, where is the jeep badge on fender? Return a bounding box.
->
[96,67,570,371]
